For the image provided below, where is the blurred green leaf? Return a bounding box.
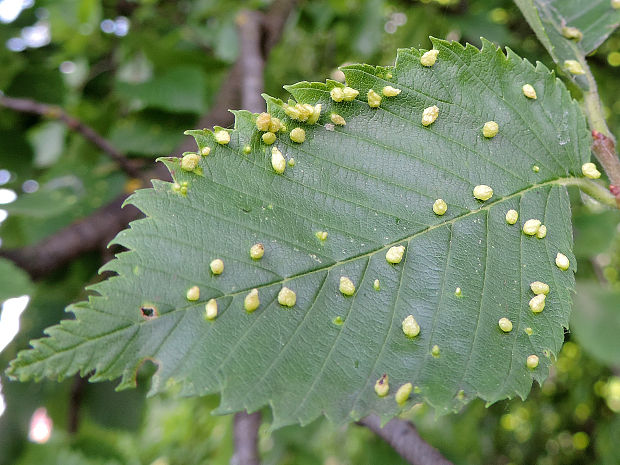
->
[6,66,65,105]
[214,20,239,63]
[571,282,620,368]
[0,258,33,301]
[26,121,67,168]
[573,209,620,258]
[108,117,185,157]
[3,186,78,219]
[115,66,207,114]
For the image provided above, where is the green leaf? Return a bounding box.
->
[115,66,207,114]
[0,258,33,301]
[514,0,620,90]
[8,39,590,427]
[26,121,67,168]
[571,282,620,368]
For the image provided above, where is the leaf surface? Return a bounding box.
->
[8,39,590,426]
[514,0,620,90]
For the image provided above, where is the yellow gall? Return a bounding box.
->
[564,59,585,75]
[271,146,286,174]
[402,315,420,338]
[498,317,513,333]
[278,287,297,307]
[530,281,549,295]
[522,219,541,236]
[395,382,413,405]
[375,374,389,397]
[186,285,200,301]
[482,121,499,138]
[522,84,537,99]
[562,26,583,41]
[473,184,493,201]
[525,327,533,335]
[244,288,260,313]
[506,209,519,225]
[555,252,570,270]
[172,182,181,193]
[200,146,211,156]
[367,89,382,108]
[215,130,230,145]
[421,105,439,126]
[250,243,264,260]
[210,258,224,275]
[431,345,440,357]
[243,145,252,154]
[330,113,346,126]
[455,287,462,297]
[205,299,218,320]
[330,87,345,102]
[339,276,356,296]
[420,49,439,67]
[307,104,322,124]
[582,162,601,179]
[386,245,406,264]
[262,132,277,145]
[256,112,272,131]
[529,294,546,313]
[288,158,295,167]
[532,165,540,172]
[181,153,200,171]
[342,86,359,101]
[614,0,620,9]
[526,354,539,369]
[289,127,306,143]
[268,117,282,133]
[433,199,447,216]
[382,85,401,97]
[373,279,380,291]
[283,104,302,120]
[536,224,547,239]
[316,231,328,241]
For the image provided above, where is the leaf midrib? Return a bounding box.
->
[16,177,578,373]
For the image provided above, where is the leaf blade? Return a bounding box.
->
[8,38,589,426]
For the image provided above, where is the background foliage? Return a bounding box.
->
[0,0,619,464]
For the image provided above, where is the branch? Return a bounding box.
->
[591,130,620,206]
[238,9,266,113]
[1,1,297,279]
[358,415,454,465]
[231,411,262,465]
[0,94,142,179]
[0,194,139,278]
[229,8,274,462]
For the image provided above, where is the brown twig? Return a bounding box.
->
[68,376,87,434]
[228,8,275,460]
[231,411,262,465]
[0,194,140,279]
[358,415,454,465]
[0,94,141,179]
[591,130,620,207]
[238,10,267,114]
